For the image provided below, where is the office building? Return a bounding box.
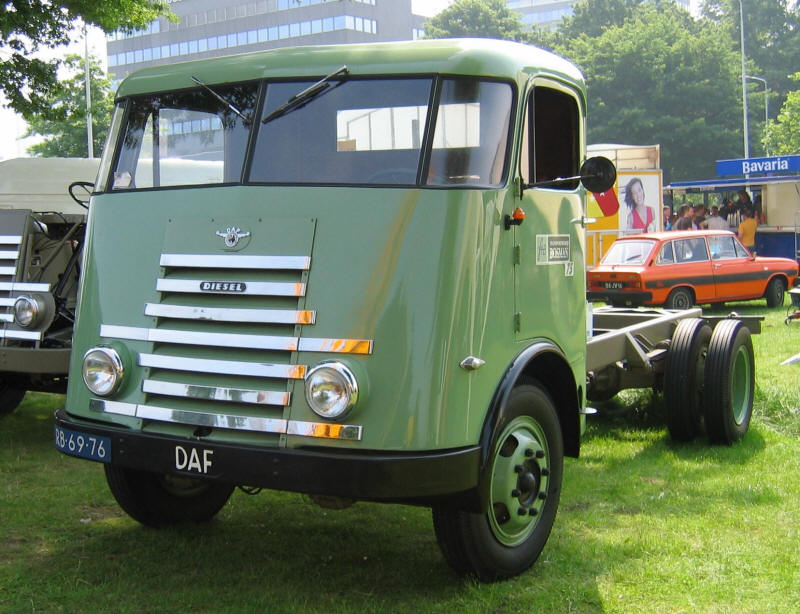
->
[107,0,427,84]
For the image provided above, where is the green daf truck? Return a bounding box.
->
[55,39,757,581]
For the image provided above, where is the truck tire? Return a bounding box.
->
[432,381,563,581]
[104,465,234,527]
[703,320,754,445]
[665,287,693,310]
[0,383,26,416]
[764,277,785,308]
[664,318,712,441]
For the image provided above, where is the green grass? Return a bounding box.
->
[1,301,799,613]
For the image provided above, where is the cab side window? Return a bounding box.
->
[520,86,580,189]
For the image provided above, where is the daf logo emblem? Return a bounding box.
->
[216,226,250,248]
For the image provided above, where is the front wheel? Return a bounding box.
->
[432,382,563,581]
[0,382,26,416]
[104,465,234,527]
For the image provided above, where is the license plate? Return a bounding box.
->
[604,281,624,289]
[54,425,111,463]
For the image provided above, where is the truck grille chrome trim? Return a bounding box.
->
[287,420,363,441]
[160,254,311,270]
[0,250,20,259]
[89,398,363,440]
[0,282,51,292]
[138,353,307,379]
[0,236,23,245]
[101,324,299,351]
[0,267,17,276]
[144,303,316,324]
[0,330,43,341]
[142,379,291,406]
[101,324,373,355]
[0,313,13,323]
[156,278,306,297]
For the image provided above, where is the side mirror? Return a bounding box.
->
[521,156,616,193]
[579,156,616,194]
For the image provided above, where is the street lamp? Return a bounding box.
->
[738,0,749,159]
[744,74,769,155]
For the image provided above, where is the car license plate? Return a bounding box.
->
[54,425,111,463]
[604,281,624,289]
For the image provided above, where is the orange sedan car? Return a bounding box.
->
[587,230,799,309]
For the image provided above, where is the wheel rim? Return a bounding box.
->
[488,416,550,546]
[674,291,690,309]
[730,344,752,425]
[159,474,212,498]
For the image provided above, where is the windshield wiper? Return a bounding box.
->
[191,75,251,124]
[262,65,349,124]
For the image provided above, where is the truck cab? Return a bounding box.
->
[55,38,615,581]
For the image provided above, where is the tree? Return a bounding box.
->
[556,3,744,182]
[23,54,113,157]
[763,73,800,155]
[0,1,172,119]
[701,0,800,120]
[423,0,533,42]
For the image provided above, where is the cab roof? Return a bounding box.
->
[115,38,585,99]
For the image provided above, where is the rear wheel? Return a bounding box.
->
[664,318,712,441]
[104,465,234,527]
[764,277,785,308]
[665,287,693,310]
[0,382,26,416]
[432,382,563,581]
[703,320,754,445]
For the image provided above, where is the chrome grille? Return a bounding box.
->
[0,233,48,343]
[96,252,370,440]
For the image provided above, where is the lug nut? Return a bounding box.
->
[541,468,550,476]
[514,464,523,473]
[524,448,533,457]
[511,489,521,497]
[538,491,547,500]
[517,507,527,516]
[528,508,538,517]
[535,450,545,459]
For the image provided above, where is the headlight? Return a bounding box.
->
[82,346,124,397]
[304,361,359,419]
[13,295,45,328]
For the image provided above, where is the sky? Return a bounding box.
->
[0,1,455,160]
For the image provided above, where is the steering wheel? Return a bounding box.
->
[68,181,94,209]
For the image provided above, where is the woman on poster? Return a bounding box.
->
[624,177,655,232]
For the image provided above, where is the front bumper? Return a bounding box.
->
[55,408,481,506]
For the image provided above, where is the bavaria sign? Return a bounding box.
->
[716,155,800,177]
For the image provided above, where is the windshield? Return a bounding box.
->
[601,240,656,265]
[107,76,513,190]
[112,84,258,190]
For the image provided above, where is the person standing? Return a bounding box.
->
[662,206,672,230]
[705,205,729,230]
[737,208,758,252]
[675,204,695,230]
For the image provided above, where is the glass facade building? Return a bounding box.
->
[506,0,691,29]
[107,0,426,83]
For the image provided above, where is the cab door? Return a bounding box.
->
[513,80,586,355]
